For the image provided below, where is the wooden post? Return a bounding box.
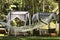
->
[24,14,27,26]
[29,13,31,26]
[38,13,40,23]
[56,21,58,32]
[48,22,50,34]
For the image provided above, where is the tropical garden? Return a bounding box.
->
[0,0,59,26]
[0,0,59,40]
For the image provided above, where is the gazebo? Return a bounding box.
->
[7,11,31,26]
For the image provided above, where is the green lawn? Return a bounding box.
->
[0,36,60,40]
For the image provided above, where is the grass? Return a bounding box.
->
[0,36,60,40]
[0,34,4,36]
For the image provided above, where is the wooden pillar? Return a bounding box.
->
[38,13,40,23]
[54,13,58,34]
[8,11,11,35]
[48,22,50,34]
[29,13,31,26]
[24,14,27,26]
[56,21,58,31]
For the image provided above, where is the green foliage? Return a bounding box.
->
[10,20,17,26]
[0,0,58,14]
[0,13,6,22]
[11,18,25,27]
[45,0,54,5]
[0,0,58,27]
[0,23,6,28]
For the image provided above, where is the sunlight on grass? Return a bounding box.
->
[40,22,59,34]
[40,22,56,29]
[0,34,4,36]
[50,22,56,29]
[40,22,59,29]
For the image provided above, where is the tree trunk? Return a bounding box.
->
[32,0,34,14]
[42,0,45,12]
